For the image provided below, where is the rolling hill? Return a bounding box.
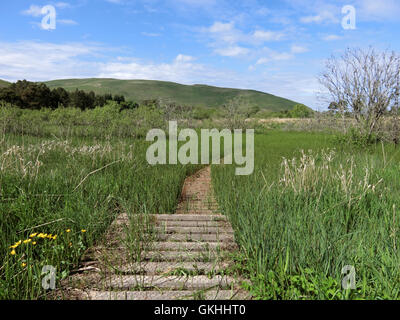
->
[0,79,10,88]
[44,78,299,112]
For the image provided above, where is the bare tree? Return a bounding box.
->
[319,47,400,138]
[223,96,246,130]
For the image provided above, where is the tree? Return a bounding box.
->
[70,89,88,110]
[119,101,139,112]
[7,80,52,109]
[104,93,113,101]
[51,87,70,108]
[113,95,125,104]
[0,86,20,106]
[240,105,260,118]
[289,104,314,118]
[319,47,400,138]
[223,96,246,130]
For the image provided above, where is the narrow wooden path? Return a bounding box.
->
[62,166,249,300]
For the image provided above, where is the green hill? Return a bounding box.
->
[44,78,299,111]
[0,80,10,88]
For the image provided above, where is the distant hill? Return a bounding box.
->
[44,78,299,112]
[0,80,10,88]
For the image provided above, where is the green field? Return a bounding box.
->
[43,78,299,111]
[0,80,10,88]
[0,132,202,299]
[213,132,400,299]
[2,102,400,300]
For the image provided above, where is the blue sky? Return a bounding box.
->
[1,0,400,109]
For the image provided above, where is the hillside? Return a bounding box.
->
[44,78,299,111]
[0,80,10,88]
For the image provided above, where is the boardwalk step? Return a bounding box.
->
[140,251,228,262]
[149,241,237,251]
[156,233,235,242]
[87,289,250,300]
[113,262,231,275]
[152,214,228,222]
[105,275,238,290]
[156,221,229,227]
[155,226,234,234]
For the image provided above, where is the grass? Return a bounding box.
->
[212,131,400,299]
[43,78,299,111]
[0,132,201,299]
[3,102,400,300]
[0,80,9,88]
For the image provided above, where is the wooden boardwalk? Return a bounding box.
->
[60,166,250,300]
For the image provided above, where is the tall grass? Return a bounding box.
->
[0,132,200,299]
[212,131,400,299]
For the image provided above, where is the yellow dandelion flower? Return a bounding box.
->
[21,263,27,268]
[52,235,57,240]
[37,233,46,239]
[10,250,16,255]
[23,239,32,244]
[29,233,38,238]
[10,240,21,249]
[32,241,37,245]
[81,229,87,233]
[66,229,71,233]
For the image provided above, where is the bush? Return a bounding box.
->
[334,127,379,148]
[192,107,213,120]
[289,104,314,118]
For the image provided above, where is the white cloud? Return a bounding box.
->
[175,54,195,62]
[214,46,250,57]
[55,2,72,9]
[205,21,287,46]
[356,0,400,21]
[300,10,339,24]
[0,41,101,81]
[203,21,290,60]
[256,58,269,65]
[256,48,294,65]
[209,21,234,33]
[290,45,308,54]
[322,34,342,41]
[252,30,285,42]
[58,19,78,25]
[22,5,43,17]
[204,21,241,46]
[96,54,234,85]
[0,41,216,85]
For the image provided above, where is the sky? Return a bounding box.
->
[1,0,400,110]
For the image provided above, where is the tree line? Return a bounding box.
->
[0,80,138,110]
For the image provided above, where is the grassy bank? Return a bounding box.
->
[212,131,400,299]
